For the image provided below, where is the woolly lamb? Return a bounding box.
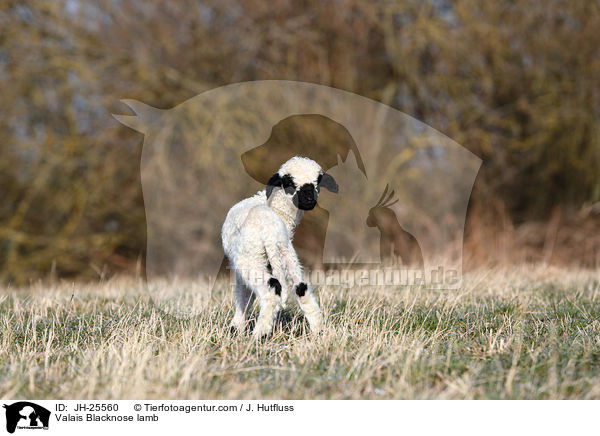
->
[222,156,338,338]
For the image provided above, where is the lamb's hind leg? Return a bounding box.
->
[253,281,281,339]
[231,273,255,332]
[236,259,282,339]
[281,242,323,334]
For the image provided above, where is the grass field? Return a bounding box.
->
[1,265,599,399]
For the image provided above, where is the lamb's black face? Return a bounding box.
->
[282,174,318,210]
[294,183,318,210]
[265,158,338,209]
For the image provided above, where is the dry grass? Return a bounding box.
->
[1,265,600,399]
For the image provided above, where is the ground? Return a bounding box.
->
[1,265,599,399]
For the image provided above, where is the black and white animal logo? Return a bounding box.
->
[3,402,50,434]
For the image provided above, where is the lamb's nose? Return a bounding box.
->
[300,184,315,198]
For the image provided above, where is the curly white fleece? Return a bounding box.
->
[221,157,323,338]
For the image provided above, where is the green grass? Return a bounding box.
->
[1,266,599,399]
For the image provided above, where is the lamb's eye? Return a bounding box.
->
[317,174,323,184]
[281,174,296,194]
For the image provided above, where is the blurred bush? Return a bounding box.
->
[1,0,599,283]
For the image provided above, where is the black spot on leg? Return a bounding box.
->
[268,278,282,296]
[295,282,307,297]
[266,263,272,274]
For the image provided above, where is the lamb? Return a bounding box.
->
[221,156,338,339]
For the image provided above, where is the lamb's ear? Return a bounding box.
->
[266,173,282,198]
[318,173,338,193]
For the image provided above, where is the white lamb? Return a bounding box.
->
[221,156,338,339]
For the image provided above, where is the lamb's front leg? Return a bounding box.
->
[294,282,322,334]
[282,243,323,334]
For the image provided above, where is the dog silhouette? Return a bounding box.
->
[230,114,367,271]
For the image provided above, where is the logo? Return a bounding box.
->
[3,402,50,433]
[114,80,481,317]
